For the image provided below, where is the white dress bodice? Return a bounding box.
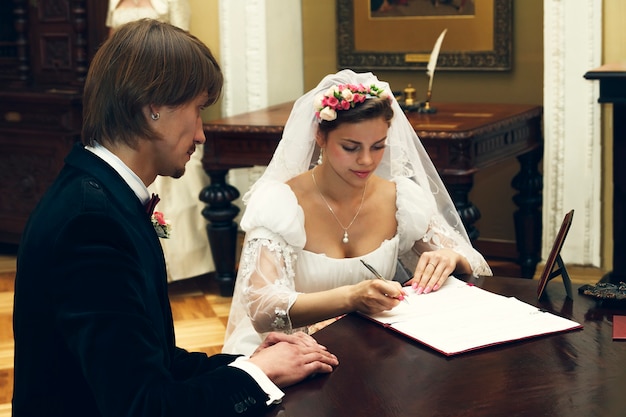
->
[295,238,398,293]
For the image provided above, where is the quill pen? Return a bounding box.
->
[426,28,448,92]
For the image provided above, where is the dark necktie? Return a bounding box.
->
[144,193,160,215]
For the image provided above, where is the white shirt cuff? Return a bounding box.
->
[229,357,285,405]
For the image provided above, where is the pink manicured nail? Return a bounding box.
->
[433,284,440,291]
[416,286,424,295]
[412,282,418,289]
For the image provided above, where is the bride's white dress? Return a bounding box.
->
[222,177,491,355]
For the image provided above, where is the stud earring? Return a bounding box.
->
[151,112,160,121]
[317,148,323,165]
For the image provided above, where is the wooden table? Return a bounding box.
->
[202,102,543,296]
[263,276,626,417]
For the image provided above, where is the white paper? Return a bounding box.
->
[364,277,582,355]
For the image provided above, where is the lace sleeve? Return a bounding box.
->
[394,176,492,277]
[412,213,493,277]
[238,231,301,334]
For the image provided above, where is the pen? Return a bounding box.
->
[360,260,408,303]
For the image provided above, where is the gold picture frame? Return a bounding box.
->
[337,0,512,71]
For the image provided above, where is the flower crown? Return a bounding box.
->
[314,83,390,122]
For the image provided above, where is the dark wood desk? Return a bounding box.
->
[202,102,544,296]
[585,64,626,284]
[264,277,626,417]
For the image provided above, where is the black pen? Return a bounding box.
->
[360,260,408,303]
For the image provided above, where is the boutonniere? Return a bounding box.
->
[151,211,172,239]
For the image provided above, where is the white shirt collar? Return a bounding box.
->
[85,142,151,204]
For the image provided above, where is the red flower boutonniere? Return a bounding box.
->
[151,211,172,239]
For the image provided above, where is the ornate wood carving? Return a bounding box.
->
[71,0,88,84]
[13,0,30,83]
[0,1,107,244]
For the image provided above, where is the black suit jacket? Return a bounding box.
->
[13,144,271,416]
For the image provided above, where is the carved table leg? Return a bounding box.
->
[442,171,481,242]
[199,169,240,296]
[511,147,543,278]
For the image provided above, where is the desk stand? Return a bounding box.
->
[544,254,573,299]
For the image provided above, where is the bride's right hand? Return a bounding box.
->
[350,279,404,314]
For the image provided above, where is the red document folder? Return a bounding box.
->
[361,277,583,356]
[613,315,626,340]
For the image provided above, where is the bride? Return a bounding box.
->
[222,70,492,355]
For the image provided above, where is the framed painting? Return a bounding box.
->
[337,0,512,71]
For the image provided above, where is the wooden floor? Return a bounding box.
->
[0,249,605,416]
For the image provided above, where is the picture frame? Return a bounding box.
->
[337,0,513,71]
[536,210,574,300]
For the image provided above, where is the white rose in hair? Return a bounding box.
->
[325,85,339,98]
[341,89,354,102]
[319,107,337,121]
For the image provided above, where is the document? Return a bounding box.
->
[362,277,583,356]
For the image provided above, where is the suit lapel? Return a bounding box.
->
[65,144,167,275]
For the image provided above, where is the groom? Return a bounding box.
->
[12,19,337,417]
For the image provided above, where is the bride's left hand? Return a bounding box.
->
[407,249,463,294]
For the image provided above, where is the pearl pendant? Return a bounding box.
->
[342,231,349,244]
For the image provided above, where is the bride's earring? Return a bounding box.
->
[317,148,323,165]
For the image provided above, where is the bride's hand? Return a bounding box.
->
[349,279,404,314]
[408,248,466,294]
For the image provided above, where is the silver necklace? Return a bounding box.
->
[311,169,367,244]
